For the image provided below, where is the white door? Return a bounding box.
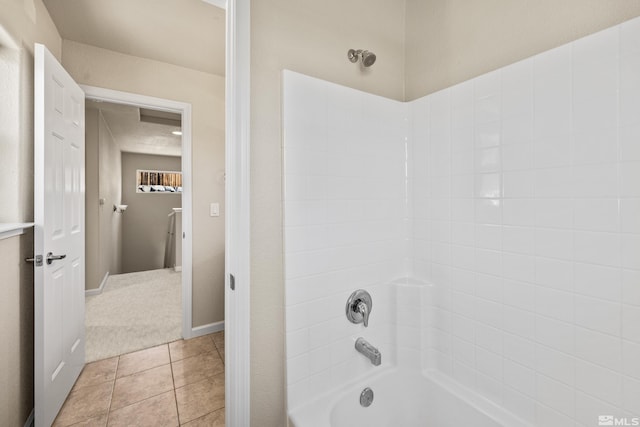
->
[34,43,85,427]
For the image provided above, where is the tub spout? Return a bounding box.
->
[355,337,381,366]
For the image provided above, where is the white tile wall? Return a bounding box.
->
[412,19,640,426]
[283,71,407,411]
[284,16,640,424]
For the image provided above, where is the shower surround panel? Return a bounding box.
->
[412,20,640,425]
[282,71,410,411]
[284,16,640,425]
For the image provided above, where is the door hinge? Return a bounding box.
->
[230,274,235,290]
[25,255,43,267]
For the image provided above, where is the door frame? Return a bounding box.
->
[225,0,251,425]
[82,0,253,422]
[81,85,195,339]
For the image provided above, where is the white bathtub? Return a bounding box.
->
[289,368,531,427]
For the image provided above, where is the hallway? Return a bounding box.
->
[85,269,181,362]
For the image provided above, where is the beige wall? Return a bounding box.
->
[62,40,226,327]
[3,1,639,425]
[0,0,61,59]
[249,1,640,425]
[0,0,60,224]
[98,111,123,279]
[85,108,100,289]
[249,1,406,424]
[0,232,35,427]
[0,39,23,223]
[404,0,640,99]
[121,152,182,273]
[85,107,124,290]
[0,1,60,425]
[0,0,61,222]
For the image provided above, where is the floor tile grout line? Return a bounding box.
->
[105,388,178,422]
[117,342,174,359]
[211,332,225,363]
[174,372,226,425]
[180,406,226,426]
[173,362,226,391]
[214,344,224,364]
[109,356,175,413]
[173,372,225,393]
[172,347,221,365]
[109,370,176,414]
[104,355,120,426]
[70,376,117,393]
[116,360,172,380]
[170,334,221,363]
[168,340,176,363]
[169,347,182,425]
[180,404,226,426]
[109,386,177,415]
[115,362,172,381]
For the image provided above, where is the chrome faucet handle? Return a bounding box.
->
[346,290,372,327]
[356,301,369,327]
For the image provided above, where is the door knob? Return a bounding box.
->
[46,252,67,265]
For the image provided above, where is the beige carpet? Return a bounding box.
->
[85,269,181,362]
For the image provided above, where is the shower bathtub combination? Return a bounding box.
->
[289,280,529,427]
[283,15,640,427]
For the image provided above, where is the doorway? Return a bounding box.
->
[34,0,250,424]
[83,86,195,343]
[84,97,186,362]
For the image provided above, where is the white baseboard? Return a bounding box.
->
[85,271,109,296]
[174,266,182,272]
[24,409,34,427]
[191,320,224,337]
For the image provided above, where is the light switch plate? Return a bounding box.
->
[210,202,220,217]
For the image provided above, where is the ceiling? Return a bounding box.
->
[43,0,225,76]
[87,100,182,157]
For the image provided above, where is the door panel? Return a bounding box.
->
[34,43,86,427]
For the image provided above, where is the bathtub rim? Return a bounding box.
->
[289,366,532,427]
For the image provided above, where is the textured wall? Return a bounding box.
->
[85,108,124,289]
[85,108,100,289]
[250,2,640,424]
[0,232,35,427]
[405,0,640,99]
[250,1,407,424]
[0,1,61,425]
[98,111,122,278]
[0,0,61,222]
[62,40,226,327]
[121,152,181,273]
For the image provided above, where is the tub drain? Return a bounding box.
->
[360,387,374,407]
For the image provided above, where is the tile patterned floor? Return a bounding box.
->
[53,332,225,426]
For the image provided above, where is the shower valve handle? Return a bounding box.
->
[356,301,370,327]
[346,289,373,328]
